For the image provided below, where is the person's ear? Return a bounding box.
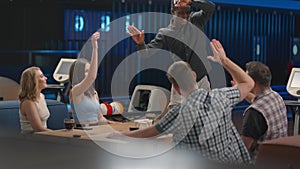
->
[253,82,257,89]
[192,71,197,80]
[173,84,181,95]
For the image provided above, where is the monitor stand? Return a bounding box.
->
[284,98,300,135]
[45,83,66,102]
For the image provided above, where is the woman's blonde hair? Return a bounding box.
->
[18,66,41,102]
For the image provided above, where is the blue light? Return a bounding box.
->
[256,44,260,56]
[106,15,110,32]
[100,15,111,32]
[125,15,130,32]
[293,44,299,56]
[74,15,84,32]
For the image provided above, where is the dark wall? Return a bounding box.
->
[295,14,300,37]
[0,0,63,50]
[0,0,298,98]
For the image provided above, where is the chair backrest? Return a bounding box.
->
[256,135,300,169]
[0,99,69,134]
[46,99,69,130]
[0,100,21,133]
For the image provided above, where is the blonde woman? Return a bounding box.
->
[18,66,52,134]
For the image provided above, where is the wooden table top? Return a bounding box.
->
[34,122,172,144]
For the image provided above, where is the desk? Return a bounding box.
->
[35,122,134,143]
[0,132,207,169]
[284,100,300,135]
[35,122,172,144]
[35,122,173,158]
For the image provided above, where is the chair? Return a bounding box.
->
[0,99,69,133]
[256,135,300,169]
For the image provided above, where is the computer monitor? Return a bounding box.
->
[132,89,151,111]
[286,67,300,97]
[53,58,76,83]
[128,85,170,113]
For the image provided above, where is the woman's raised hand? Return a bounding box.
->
[91,31,100,49]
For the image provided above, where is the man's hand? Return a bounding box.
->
[207,39,227,65]
[174,0,191,7]
[106,131,124,139]
[127,25,145,45]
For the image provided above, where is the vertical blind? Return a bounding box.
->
[63,2,295,97]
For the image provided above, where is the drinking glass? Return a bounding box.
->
[64,118,75,131]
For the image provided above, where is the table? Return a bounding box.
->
[35,122,172,144]
[284,100,300,135]
[35,122,173,158]
[35,122,134,143]
[0,132,202,169]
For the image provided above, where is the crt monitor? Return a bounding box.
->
[128,85,170,113]
[53,58,76,83]
[132,89,151,111]
[286,67,300,97]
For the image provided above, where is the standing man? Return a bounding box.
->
[241,61,288,162]
[109,39,254,166]
[127,0,215,109]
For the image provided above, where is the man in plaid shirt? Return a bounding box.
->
[111,39,254,166]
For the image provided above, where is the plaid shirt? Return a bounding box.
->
[246,89,288,141]
[156,87,251,165]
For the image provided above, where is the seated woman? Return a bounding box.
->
[18,66,52,134]
[65,31,114,127]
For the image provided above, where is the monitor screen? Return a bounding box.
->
[53,58,76,83]
[286,67,300,97]
[57,61,73,75]
[133,90,151,111]
[290,71,300,88]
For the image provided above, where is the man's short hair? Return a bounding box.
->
[167,61,196,91]
[246,61,272,87]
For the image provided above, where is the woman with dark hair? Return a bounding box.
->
[66,31,113,126]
